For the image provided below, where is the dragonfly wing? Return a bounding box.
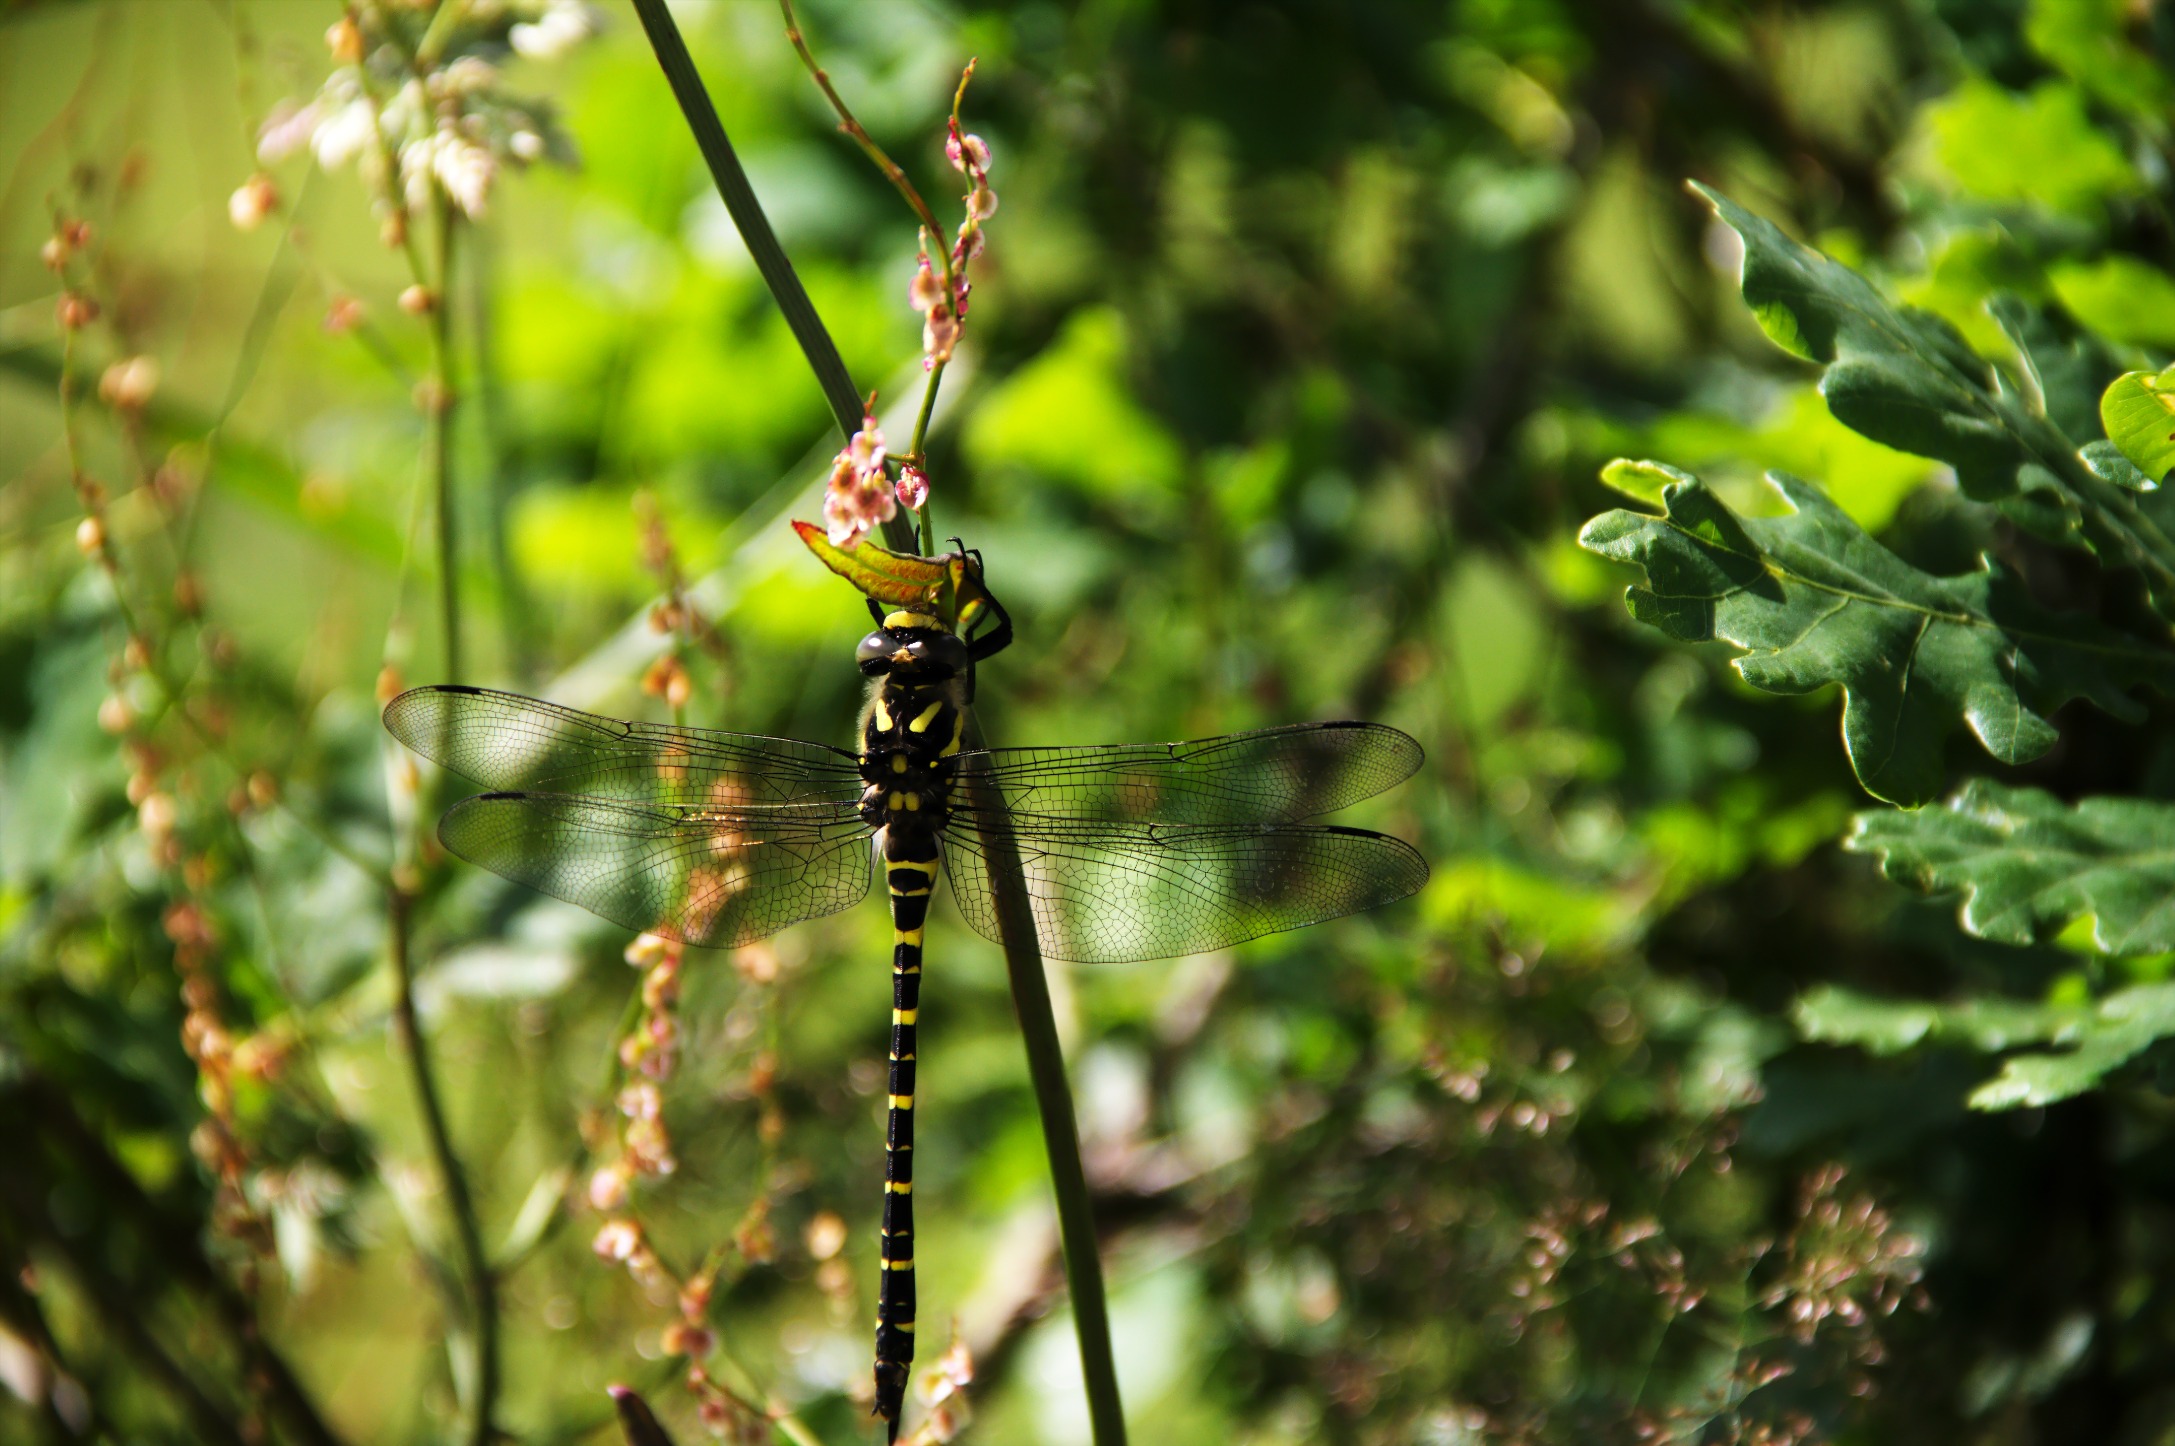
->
[942,818,1427,964]
[440,793,873,949]
[951,721,1423,827]
[384,686,861,807]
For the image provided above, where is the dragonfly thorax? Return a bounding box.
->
[857,671,966,832]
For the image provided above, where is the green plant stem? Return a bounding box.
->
[426,194,464,685]
[777,0,947,251]
[958,715,1127,1446]
[388,886,500,1446]
[631,0,869,452]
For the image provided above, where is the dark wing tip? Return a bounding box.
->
[1323,825,1430,900]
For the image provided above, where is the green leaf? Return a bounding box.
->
[1795,984,2077,1056]
[1698,185,2175,622]
[2025,0,2175,119]
[1579,464,2173,805]
[1794,979,2175,1110]
[1987,293,2116,447]
[792,521,953,610]
[2049,255,2175,350]
[2100,368,2175,484]
[1847,780,2175,954]
[1967,982,2175,1108]
[1920,78,2139,219]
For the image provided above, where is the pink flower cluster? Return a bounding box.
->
[909,122,997,373]
[822,408,898,549]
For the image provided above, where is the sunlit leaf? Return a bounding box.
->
[1700,185,2175,620]
[1796,979,2175,1110]
[1848,780,2175,954]
[1580,463,2175,804]
[2100,367,2175,485]
[1919,78,2139,218]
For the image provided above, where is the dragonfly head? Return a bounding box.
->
[857,616,969,681]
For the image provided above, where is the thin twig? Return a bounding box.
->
[776,0,947,261]
[631,0,883,477]
[388,886,501,1446]
[426,192,464,684]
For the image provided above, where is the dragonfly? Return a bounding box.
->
[382,552,1426,1438]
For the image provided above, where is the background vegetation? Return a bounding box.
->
[4,1,2174,1443]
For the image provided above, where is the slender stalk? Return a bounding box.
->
[777,0,948,263]
[957,717,1128,1445]
[631,0,870,451]
[634,12,1126,1439]
[426,192,464,684]
[388,886,500,1446]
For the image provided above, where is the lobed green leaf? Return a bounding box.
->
[1580,464,2175,805]
[1847,779,2175,954]
[1698,185,2175,622]
[1796,978,2175,1110]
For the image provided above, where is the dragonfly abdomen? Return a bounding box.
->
[874,821,937,1432]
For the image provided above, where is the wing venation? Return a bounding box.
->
[951,721,1422,828]
[439,792,872,948]
[943,817,1427,964]
[385,686,860,807]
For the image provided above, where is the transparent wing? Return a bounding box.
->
[439,793,872,949]
[952,721,1422,828]
[943,818,1428,964]
[385,685,862,808]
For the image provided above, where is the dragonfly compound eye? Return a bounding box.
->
[856,630,898,675]
[925,633,969,676]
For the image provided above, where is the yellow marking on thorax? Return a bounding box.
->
[890,754,908,774]
[940,715,964,757]
[887,792,905,810]
[885,611,940,630]
[909,700,945,733]
[873,696,894,731]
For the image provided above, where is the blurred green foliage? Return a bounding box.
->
[6,2,2175,1444]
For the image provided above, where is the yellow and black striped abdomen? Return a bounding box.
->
[872,825,934,1428]
[859,672,964,1435]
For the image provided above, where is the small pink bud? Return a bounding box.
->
[323,296,365,333]
[896,463,929,510]
[325,14,364,63]
[138,791,178,839]
[398,284,436,316]
[99,356,160,411]
[909,257,944,313]
[591,1218,642,1262]
[98,694,133,735]
[587,1165,630,1211]
[229,173,280,231]
[75,515,106,557]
